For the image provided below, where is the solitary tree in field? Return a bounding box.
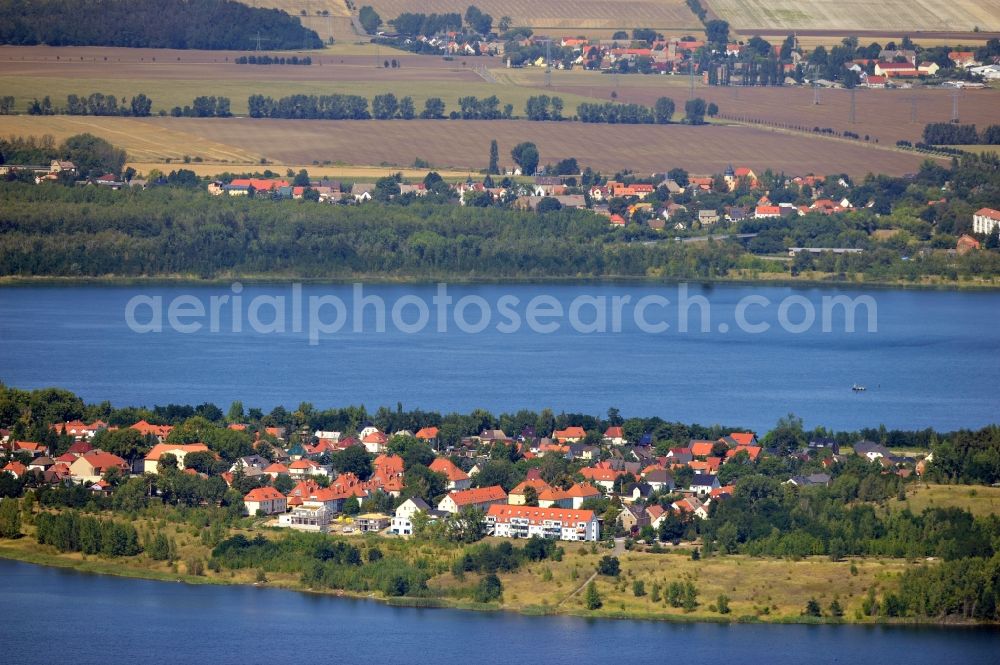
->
[510,142,539,175]
[0,499,21,539]
[654,97,675,124]
[358,6,381,34]
[488,139,499,174]
[685,98,707,125]
[585,580,602,609]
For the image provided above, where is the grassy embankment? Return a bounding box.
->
[0,509,930,624]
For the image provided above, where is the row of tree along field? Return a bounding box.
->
[2,90,714,124]
[19,94,231,118]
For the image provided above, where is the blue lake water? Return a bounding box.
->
[0,559,996,665]
[0,282,998,432]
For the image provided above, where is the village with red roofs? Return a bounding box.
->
[1,414,918,546]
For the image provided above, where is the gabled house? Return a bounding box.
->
[853,441,891,460]
[565,482,601,509]
[68,450,128,484]
[415,426,439,447]
[391,497,438,535]
[2,461,28,478]
[244,486,287,515]
[603,426,626,446]
[785,473,831,488]
[437,485,508,514]
[643,468,675,493]
[689,473,720,497]
[143,443,209,474]
[618,503,649,532]
[508,477,553,505]
[429,457,471,490]
[553,426,586,443]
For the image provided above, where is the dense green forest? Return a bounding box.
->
[0,181,998,282]
[0,0,322,50]
[0,182,743,279]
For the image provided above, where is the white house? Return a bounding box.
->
[602,426,627,446]
[973,207,1000,235]
[243,487,287,515]
[229,455,270,473]
[278,504,332,532]
[689,473,720,497]
[485,505,600,542]
[288,459,330,477]
[391,497,432,535]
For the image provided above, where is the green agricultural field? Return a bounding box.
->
[0,75,602,116]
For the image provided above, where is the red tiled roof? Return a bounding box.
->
[131,420,173,438]
[729,432,755,446]
[446,485,507,506]
[554,426,586,440]
[374,454,405,476]
[76,450,128,471]
[580,467,622,482]
[244,486,286,502]
[415,426,439,440]
[690,441,716,457]
[510,477,553,495]
[487,504,595,523]
[429,457,469,482]
[726,445,762,461]
[229,178,290,191]
[566,482,601,497]
[144,443,209,461]
[67,441,93,454]
[3,461,27,476]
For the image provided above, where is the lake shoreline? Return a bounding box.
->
[0,273,999,290]
[1,544,995,628]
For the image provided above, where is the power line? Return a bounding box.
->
[545,39,552,88]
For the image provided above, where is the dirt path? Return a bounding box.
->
[558,570,598,607]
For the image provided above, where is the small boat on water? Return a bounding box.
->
[852,384,866,392]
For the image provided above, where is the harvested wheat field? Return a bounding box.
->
[0,115,262,163]
[704,0,1000,33]
[134,117,933,175]
[364,0,702,31]
[526,69,1000,145]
